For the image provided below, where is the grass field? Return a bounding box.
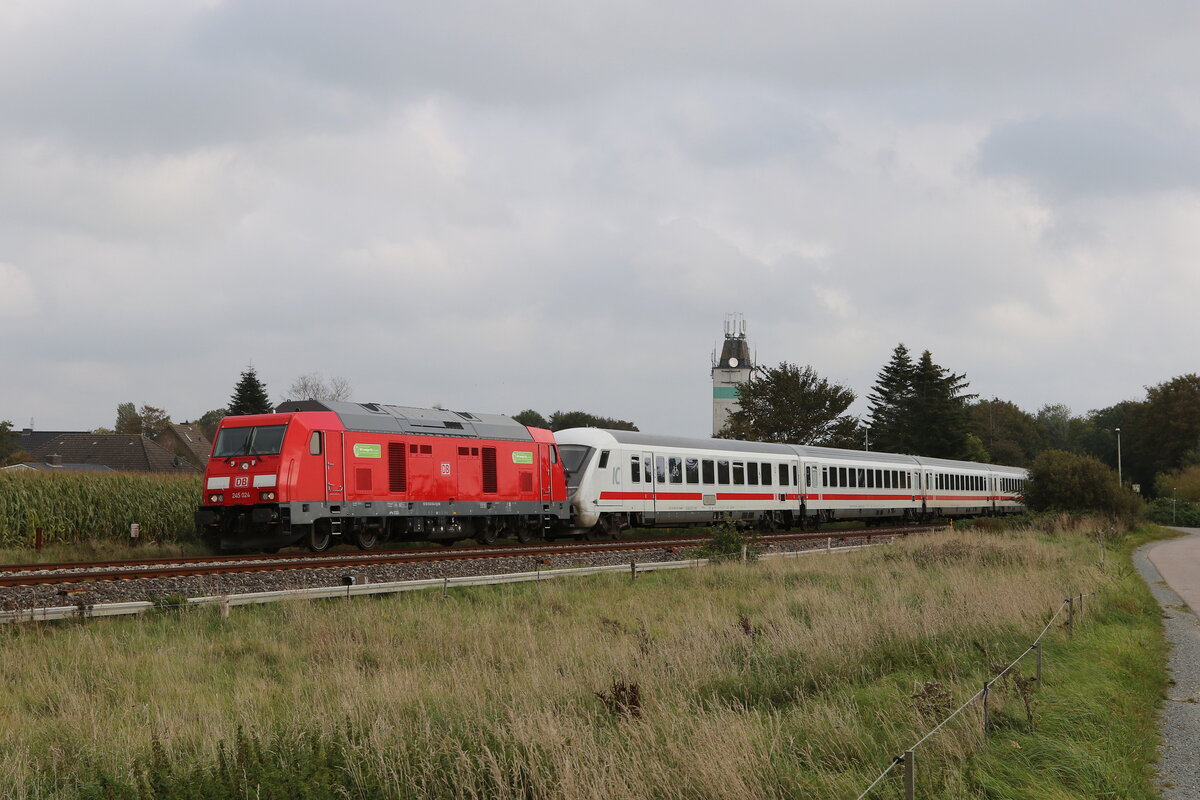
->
[0,516,1171,799]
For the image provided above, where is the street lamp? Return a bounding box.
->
[864,425,871,452]
[1173,487,1178,525]
[1114,427,1122,487]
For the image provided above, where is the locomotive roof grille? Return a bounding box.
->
[274,401,535,442]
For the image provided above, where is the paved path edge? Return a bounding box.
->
[1134,529,1200,800]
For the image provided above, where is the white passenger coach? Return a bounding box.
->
[555,429,1027,537]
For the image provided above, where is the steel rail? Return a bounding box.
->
[0,526,935,588]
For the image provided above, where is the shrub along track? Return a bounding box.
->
[0,525,935,588]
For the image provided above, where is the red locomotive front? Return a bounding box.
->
[195,401,569,552]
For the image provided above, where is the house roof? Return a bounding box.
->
[155,422,212,464]
[30,434,201,473]
[1,462,114,473]
[14,428,88,454]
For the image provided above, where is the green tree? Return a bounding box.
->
[1138,374,1200,482]
[906,350,976,459]
[196,409,227,441]
[113,403,172,437]
[512,409,550,428]
[547,411,638,431]
[228,366,273,416]
[866,343,916,454]
[719,361,857,445]
[0,420,21,465]
[1024,449,1141,522]
[968,398,1043,466]
[115,402,139,434]
[1154,464,1200,503]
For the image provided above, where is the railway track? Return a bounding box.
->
[0,525,937,588]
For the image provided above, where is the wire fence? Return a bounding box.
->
[854,591,1095,800]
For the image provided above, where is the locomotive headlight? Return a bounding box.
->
[208,493,223,504]
[261,491,276,501]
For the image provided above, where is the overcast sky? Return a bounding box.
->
[3,0,1199,438]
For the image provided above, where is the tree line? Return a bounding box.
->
[717,343,1200,501]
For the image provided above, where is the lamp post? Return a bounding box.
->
[864,425,871,452]
[1174,487,1178,525]
[1114,427,1122,487]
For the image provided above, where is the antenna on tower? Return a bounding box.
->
[724,312,746,339]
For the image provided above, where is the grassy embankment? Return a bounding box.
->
[0,516,1173,799]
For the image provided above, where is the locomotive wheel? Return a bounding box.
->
[355,529,379,551]
[515,525,532,544]
[477,525,498,545]
[308,523,332,553]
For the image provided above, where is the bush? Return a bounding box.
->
[696,520,763,561]
[1144,497,1200,527]
[1023,450,1142,525]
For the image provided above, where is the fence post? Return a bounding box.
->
[904,749,915,800]
[219,597,231,619]
[1035,643,1043,684]
[1066,597,1074,638]
[630,560,637,581]
[1079,593,1084,622]
[826,537,832,552]
[442,577,449,600]
[741,544,748,562]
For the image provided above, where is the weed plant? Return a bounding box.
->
[0,516,1170,799]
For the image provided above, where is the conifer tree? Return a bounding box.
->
[907,350,976,458]
[228,366,273,416]
[866,343,915,453]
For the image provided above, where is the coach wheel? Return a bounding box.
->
[308,523,332,553]
[355,529,379,551]
[514,524,532,544]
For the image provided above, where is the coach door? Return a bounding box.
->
[538,444,553,503]
[325,431,345,506]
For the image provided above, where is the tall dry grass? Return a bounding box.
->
[0,471,199,547]
[0,519,1151,799]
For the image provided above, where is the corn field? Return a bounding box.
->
[0,471,201,547]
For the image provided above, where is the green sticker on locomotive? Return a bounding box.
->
[353,443,382,458]
[512,451,534,464]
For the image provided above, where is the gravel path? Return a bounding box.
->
[1136,527,1200,800]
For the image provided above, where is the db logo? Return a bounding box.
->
[234,476,250,488]
[440,463,451,476]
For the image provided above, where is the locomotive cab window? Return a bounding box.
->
[309,431,322,456]
[214,425,287,458]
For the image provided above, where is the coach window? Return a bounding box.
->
[703,459,715,484]
[309,431,322,456]
[717,460,730,485]
[761,463,772,486]
[656,456,666,484]
[598,450,610,469]
[630,456,640,483]
[779,464,788,485]
[733,462,745,485]
[747,462,759,485]
[669,457,683,484]
[644,457,652,483]
[792,465,798,487]
[685,458,699,484]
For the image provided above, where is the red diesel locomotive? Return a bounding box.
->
[195,401,570,552]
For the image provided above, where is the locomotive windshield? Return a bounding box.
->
[213,425,287,458]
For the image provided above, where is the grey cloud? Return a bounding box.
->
[976,112,1200,198]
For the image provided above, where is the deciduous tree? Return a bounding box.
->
[719,361,857,445]
[968,398,1043,466]
[284,372,352,403]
